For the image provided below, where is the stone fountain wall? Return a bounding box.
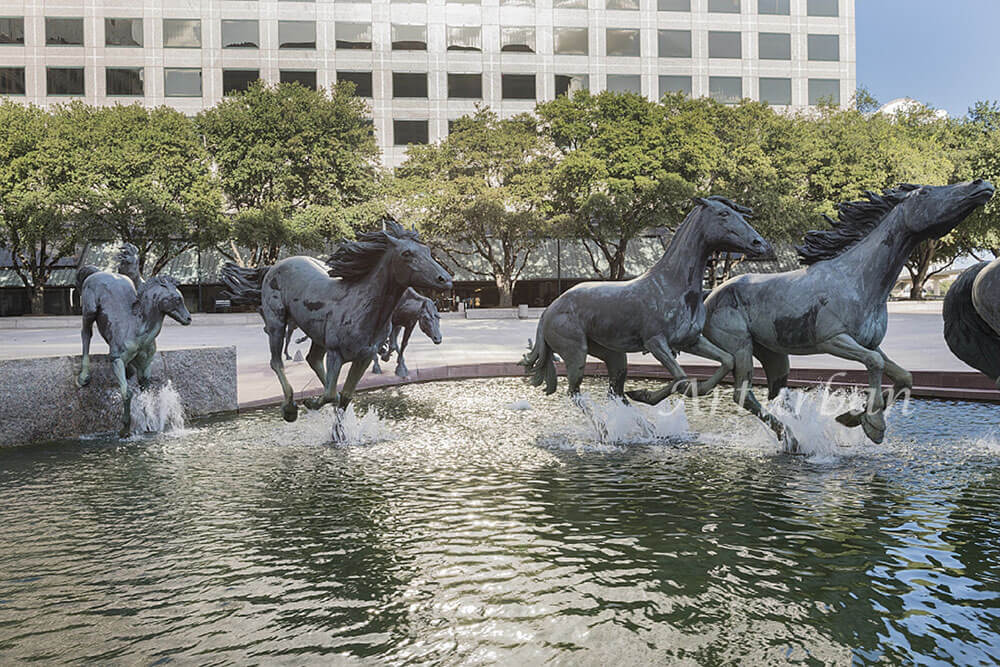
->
[0,347,237,447]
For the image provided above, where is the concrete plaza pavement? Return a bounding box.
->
[0,302,973,406]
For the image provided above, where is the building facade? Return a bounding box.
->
[0,0,854,166]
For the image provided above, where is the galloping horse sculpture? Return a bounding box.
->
[943,256,1000,385]
[650,181,993,450]
[221,220,452,422]
[76,247,192,437]
[521,197,774,398]
[372,287,443,378]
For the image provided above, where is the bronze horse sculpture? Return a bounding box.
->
[642,181,994,450]
[373,287,443,378]
[222,220,452,423]
[521,197,774,399]
[76,245,192,437]
[943,256,1000,385]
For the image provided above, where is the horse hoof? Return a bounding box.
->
[372,366,383,375]
[303,397,325,411]
[835,409,864,428]
[861,413,886,444]
[283,402,299,422]
[395,367,408,379]
[76,374,90,388]
[626,389,654,405]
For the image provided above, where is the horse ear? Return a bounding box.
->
[692,197,709,208]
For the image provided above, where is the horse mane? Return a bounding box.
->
[796,185,920,265]
[699,195,754,217]
[137,275,179,298]
[327,218,421,282]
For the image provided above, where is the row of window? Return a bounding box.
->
[0,65,839,107]
[0,18,840,60]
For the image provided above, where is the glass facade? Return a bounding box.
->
[709,76,742,104]
[759,33,791,60]
[280,70,317,89]
[708,31,741,59]
[105,19,142,47]
[658,29,691,58]
[448,73,482,98]
[759,77,791,105]
[658,0,690,10]
[0,18,24,45]
[809,78,840,105]
[0,67,25,94]
[554,28,588,55]
[807,0,839,17]
[163,19,200,48]
[223,69,260,95]
[46,18,84,46]
[336,23,371,50]
[106,67,143,95]
[279,21,316,49]
[47,67,84,95]
[808,34,839,61]
[501,27,535,53]
[394,120,428,145]
[606,29,640,57]
[164,68,202,97]
[659,75,692,97]
[222,20,259,49]
[502,74,535,99]
[555,74,588,96]
[606,74,641,94]
[758,0,790,14]
[393,72,428,98]
[338,71,373,97]
[392,24,426,50]
[447,26,482,51]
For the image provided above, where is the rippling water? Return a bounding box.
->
[1,378,999,665]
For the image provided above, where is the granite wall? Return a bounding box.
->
[0,347,237,447]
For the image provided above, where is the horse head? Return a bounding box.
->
[140,276,192,326]
[898,180,995,241]
[417,298,443,344]
[693,196,775,259]
[383,221,454,292]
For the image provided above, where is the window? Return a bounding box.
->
[606,29,639,57]
[759,77,791,105]
[394,120,428,145]
[0,67,25,94]
[164,68,202,97]
[0,18,24,45]
[606,74,640,94]
[105,18,142,47]
[501,27,535,53]
[279,21,315,49]
[709,76,742,104]
[709,0,740,12]
[554,28,588,55]
[708,31,741,58]
[758,0,789,14]
[502,0,534,5]
[555,74,588,96]
[280,70,316,89]
[393,72,427,98]
[223,70,259,95]
[553,0,587,6]
[502,74,535,99]
[163,19,201,48]
[338,71,372,97]
[106,67,143,95]
[758,33,790,60]
[658,29,691,58]
[448,73,481,98]
[658,0,690,9]
[808,34,839,61]
[392,0,424,4]
[392,24,426,50]
[807,0,838,16]
[809,78,839,105]
[222,20,258,49]
[46,18,84,46]
[607,0,639,9]
[336,23,371,49]
[448,0,480,4]
[46,67,84,95]
[447,26,482,51]
[659,75,691,97]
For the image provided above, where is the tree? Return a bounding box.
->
[197,80,380,266]
[395,109,556,307]
[0,101,90,314]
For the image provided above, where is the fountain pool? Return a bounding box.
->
[1,377,998,664]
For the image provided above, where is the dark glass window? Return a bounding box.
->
[606,74,640,94]
[807,0,838,16]
[0,67,25,94]
[554,28,587,55]
[759,32,791,60]
[658,29,691,57]
[502,73,535,99]
[392,24,426,50]
[279,21,315,49]
[164,68,202,97]
[280,70,317,89]
[47,67,84,95]
[393,72,428,98]
[709,0,740,12]
[606,29,640,57]
[223,69,259,95]
[105,18,142,47]
[336,23,372,49]
[759,77,791,105]
[808,34,839,61]
[708,31,741,58]
[709,76,742,104]
[0,18,26,45]
[501,27,535,53]
[394,120,429,145]
[448,73,482,99]
[809,78,840,105]
[163,19,200,48]
[447,26,482,51]
[222,20,258,49]
[46,18,84,46]
[555,74,588,96]
[758,0,790,14]
[659,75,691,97]
[338,71,373,97]
[106,67,143,95]
[658,0,690,8]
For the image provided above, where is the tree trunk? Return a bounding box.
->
[907,240,937,300]
[496,276,514,308]
[609,242,628,280]
[29,284,45,315]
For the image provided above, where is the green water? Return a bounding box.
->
[1,378,998,665]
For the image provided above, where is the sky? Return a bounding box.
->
[856,0,1000,117]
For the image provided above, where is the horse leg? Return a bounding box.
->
[587,340,628,399]
[879,348,913,407]
[371,353,383,375]
[267,324,298,422]
[305,341,327,386]
[545,323,587,396]
[627,334,690,405]
[395,325,414,378]
[816,334,886,443]
[382,326,400,362]
[753,343,790,400]
[284,326,295,361]
[136,347,155,391]
[731,345,798,451]
[112,356,132,437]
[77,311,96,387]
[338,357,372,410]
[304,350,343,410]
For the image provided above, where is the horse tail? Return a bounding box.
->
[220,262,270,306]
[75,265,100,293]
[943,262,1000,383]
[520,311,557,394]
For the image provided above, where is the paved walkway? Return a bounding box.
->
[0,302,971,406]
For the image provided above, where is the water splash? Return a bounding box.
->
[331,404,392,445]
[573,393,689,445]
[129,381,186,436]
[761,387,871,459]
